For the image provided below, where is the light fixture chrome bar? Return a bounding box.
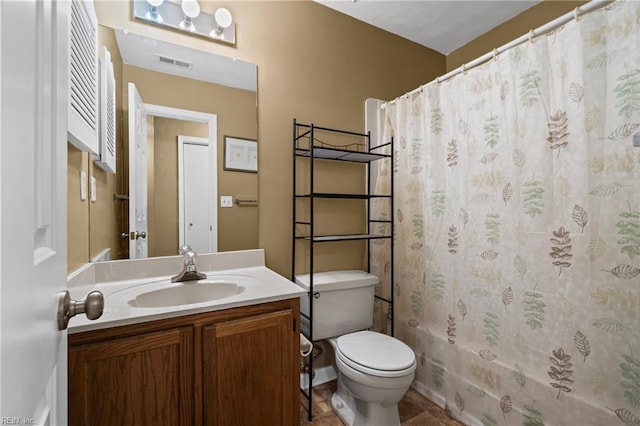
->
[133,0,236,46]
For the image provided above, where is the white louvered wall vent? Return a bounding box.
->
[68,0,99,154]
[94,46,116,173]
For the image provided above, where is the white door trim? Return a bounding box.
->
[177,135,212,252]
[145,104,218,253]
[128,83,149,258]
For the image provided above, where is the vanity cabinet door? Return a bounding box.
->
[69,327,194,426]
[202,310,297,426]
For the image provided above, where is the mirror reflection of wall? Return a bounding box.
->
[67,25,258,272]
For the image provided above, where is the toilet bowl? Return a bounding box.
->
[328,331,416,426]
[295,271,416,426]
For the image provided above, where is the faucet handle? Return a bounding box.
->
[183,251,197,265]
[179,245,197,263]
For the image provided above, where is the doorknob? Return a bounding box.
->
[57,290,104,330]
[129,231,147,240]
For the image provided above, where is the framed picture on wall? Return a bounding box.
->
[224,136,257,173]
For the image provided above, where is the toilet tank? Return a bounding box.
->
[295,270,378,341]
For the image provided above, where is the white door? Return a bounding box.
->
[179,137,211,253]
[128,83,148,258]
[1,0,68,423]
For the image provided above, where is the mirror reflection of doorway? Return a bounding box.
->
[128,82,218,259]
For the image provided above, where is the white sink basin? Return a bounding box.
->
[106,275,258,309]
[130,280,245,308]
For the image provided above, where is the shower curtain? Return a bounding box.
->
[371,1,640,424]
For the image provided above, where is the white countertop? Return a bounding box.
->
[68,252,305,334]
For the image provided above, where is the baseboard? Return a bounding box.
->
[300,365,337,389]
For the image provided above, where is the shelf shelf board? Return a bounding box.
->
[295,147,390,163]
[296,233,390,242]
[295,192,391,200]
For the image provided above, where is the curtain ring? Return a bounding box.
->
[492,48,498,61]
[435,76,441,85]
[528,29,535,43]
[462,63,468,75]
[574,7,580,21]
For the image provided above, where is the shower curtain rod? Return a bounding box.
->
[381,0,610,109]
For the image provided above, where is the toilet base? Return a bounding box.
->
[331,392,356,426]
[330,375,401,426]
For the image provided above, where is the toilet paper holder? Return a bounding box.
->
[300,333,313,357]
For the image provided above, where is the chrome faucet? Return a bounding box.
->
[171,245,207,283]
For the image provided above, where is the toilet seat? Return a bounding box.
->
[335,331,416,378]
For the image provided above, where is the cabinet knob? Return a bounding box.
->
[57,290,104,330]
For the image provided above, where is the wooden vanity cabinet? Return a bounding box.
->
[69,299,300,426]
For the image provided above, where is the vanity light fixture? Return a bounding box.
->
[133,0,236,45]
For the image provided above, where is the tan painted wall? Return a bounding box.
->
[446,0,586,71]
[93,0,446,277]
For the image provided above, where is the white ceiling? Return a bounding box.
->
[114,29,257,92]
[315,0,541,54]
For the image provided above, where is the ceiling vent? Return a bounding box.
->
[156,54,193,70]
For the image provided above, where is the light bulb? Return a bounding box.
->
[214,8,232,29]
[181,0,200,19]
[210,7,233,38]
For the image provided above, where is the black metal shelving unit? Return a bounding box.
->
[292,119,395,422]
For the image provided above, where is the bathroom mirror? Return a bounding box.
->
[87,25,258,261]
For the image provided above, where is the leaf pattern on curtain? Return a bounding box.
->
[549,226,573,276]
[372,1,640,424]
[614,69,640,118]
[547,110,570,157]
[522,179,545,217]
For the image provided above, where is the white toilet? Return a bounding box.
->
[296,270,416,426]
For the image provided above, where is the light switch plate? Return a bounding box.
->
[90,176,97,202]
[80,171,87,201]
[220,196,233,208]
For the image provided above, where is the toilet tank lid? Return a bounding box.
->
[295,270,378,292]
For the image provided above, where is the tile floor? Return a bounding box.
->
[300,381,464,425]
